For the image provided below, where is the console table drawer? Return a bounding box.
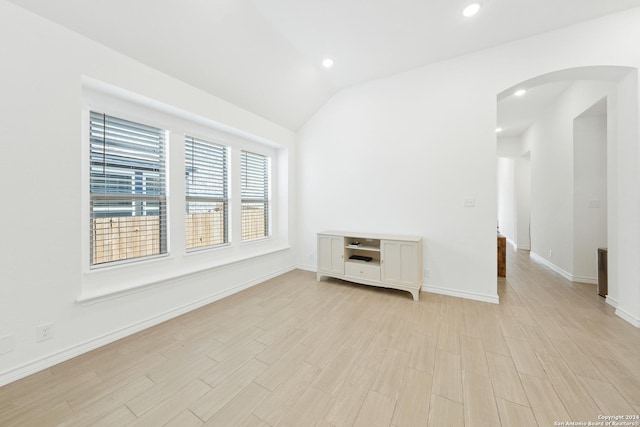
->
[345,261,380,281]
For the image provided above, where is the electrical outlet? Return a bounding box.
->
[549,250,553,258]
[36,323,53,342]
[423,268,430,278]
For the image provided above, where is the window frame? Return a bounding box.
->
[80,82,287,301]
[184,135,230,251]
[240,149,272,241]
[89,110,169,267]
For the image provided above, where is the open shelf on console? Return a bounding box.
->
[345,237,381,252]
[345,236,381,264]
[345,244,379,251]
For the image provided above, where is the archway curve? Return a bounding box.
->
[497,65,636,101]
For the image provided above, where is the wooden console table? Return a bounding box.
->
[497,235,506,277]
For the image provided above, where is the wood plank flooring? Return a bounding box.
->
[2,246,640,426]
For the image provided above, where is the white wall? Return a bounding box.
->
[497,158,516,243]
[573,109,608,282]
[523,81,615,279]
[497,136,530,249]
[297,70,499,303]
[296,7,640,317]
[497,136,523,158]
[0,1,296,384]
[612,70,640,325]
[516,154,532,250]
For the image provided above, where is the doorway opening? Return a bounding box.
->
[495,66,637,320]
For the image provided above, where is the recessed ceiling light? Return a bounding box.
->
[496,127,503,133]
[462,3,481,17]
[322,58,334,68]
[514,89,527,97]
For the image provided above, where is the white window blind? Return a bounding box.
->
[89,111,167,265]
[241,150,270,240]
[185,136,228,250]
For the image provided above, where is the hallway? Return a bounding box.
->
[497,244,640,424]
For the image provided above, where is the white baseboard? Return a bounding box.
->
[299,264,499,305]
[0,265,295,387]
[529,252,573,281]
[529,252,596,284]
[572,276,597,285]
[615,306,640,328]
[422,284,499,304]
[296,264,316,273]
[517,245,531,250]
[529,254,637,328]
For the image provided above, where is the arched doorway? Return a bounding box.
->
[496,66,640,327]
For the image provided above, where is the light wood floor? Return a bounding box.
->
[2,246,640,426]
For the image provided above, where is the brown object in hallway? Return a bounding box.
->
[597,248,607,297]
[498,235,507,277]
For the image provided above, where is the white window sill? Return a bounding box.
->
[77,243,290,304]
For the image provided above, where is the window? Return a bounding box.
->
[89,111,167,265]
[241,150,270,240]
[185,136,228,250]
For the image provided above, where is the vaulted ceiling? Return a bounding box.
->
[9,0,640,130]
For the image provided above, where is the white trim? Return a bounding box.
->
[0,265,295,387]
[571,275,598,285]
[529,252,573,281]
[78,245,290,303]
[517,245,531,250]
[606,296,618,308]
[82,76,283,149]
[296,264,316,272]
[298,264,499,305]
[615,306,640,328]
[422,284,499,304]
[507,237,517,250]
[529,252,598,284]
